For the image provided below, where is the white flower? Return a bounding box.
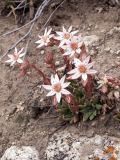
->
[35,28,53,48]
[97,75,109,88]
[42,74,71,103]
[68,56,97,81]
[5,47,25,66]
[55,26,79,47]
[61,37,82,58]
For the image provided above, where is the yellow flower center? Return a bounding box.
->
[53,83,62,92]
[64,33,70,39]
[79,65,87,73]
[71,42,78,50]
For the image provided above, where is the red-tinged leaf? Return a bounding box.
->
[50,38,60,46]
[52,96,58,106]
[65,95,72,104]
[64,95,79,113]
[18,59,30,77]
[44,52,54,65]
[84,75,93,98]
[19,59,30,70]
[79,43,88,61]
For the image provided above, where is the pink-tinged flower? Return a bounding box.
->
[5,47,25,66]
[97,75,109,88]
[68,56,97,81]
[42,74,71,103]
[55,26,79,47]
[61,37,82,58]
[35,28,53,48]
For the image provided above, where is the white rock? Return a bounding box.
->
[40,50,45,55]
[82,35,99,46]
[1,146,39,160]
[46,131,120,160]
[116,50,120,55]
[104,47,111,52]
[55,61,60,66]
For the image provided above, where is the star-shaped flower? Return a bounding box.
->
[55,26,79,47]
[61,37,82,58]
[5,47,25,66]
[42,74,71,103]
[35,28,53,48]
[68,56,97,81]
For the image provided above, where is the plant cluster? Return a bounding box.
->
[5,26,120,122]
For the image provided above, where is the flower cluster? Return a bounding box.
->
[5,26,120,122]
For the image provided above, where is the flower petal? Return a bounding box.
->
[44,28,47,35]
[56,31,63,36]
[17,58,23,63]
[67,68,76,74]
[55,74,60,83]
[87,69,97,74]
[61,89,71,95]
[60,75,66,84]
[5,59,13,63]
[59,40,66,47]
[42,85,52,90]
[19,53,25,57]
[15,47,17,53]
[18,48,24,55]
[82,73,87,81]
[56,92,61,103]
[71,30,79,35]
[63,26,66,33]
[76,48,81,54]
[8,54,13,59]
[62,82,70,88]
[46,90,55,97]
[37,43,44,48]
[74,58,82,66]
[83,56,90,64]
[69,72,81,79]
[51,74,55,85]
[87,62,94,69]
[11,61,16,66]
[68,26,72,32]
[47,28,52,35]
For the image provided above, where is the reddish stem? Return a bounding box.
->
[30,63,50,84]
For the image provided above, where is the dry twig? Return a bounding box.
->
[0,0,51,61]
[0,0,66,61]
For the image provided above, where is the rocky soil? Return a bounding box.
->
[0,0,120,159]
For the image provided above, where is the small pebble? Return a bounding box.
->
[55,61,60,66]
[116,50,120,55]
[40,50,45,55]
[104,47,111,52]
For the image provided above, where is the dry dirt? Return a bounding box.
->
[0,0,120,159]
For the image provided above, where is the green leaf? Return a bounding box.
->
[95,104,102,110]
[83,112,91,121]
[89,111,97,120]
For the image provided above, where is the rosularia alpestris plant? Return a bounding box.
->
[5,26,120,123]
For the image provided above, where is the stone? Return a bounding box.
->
[45,131,120,160]
[55,61,60,66]
[95,7,103,13]
[82,35,99,47]
[104,47,111,52]
[116,50,120,55]
[1,146,39,160]
[40,50,45,55]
